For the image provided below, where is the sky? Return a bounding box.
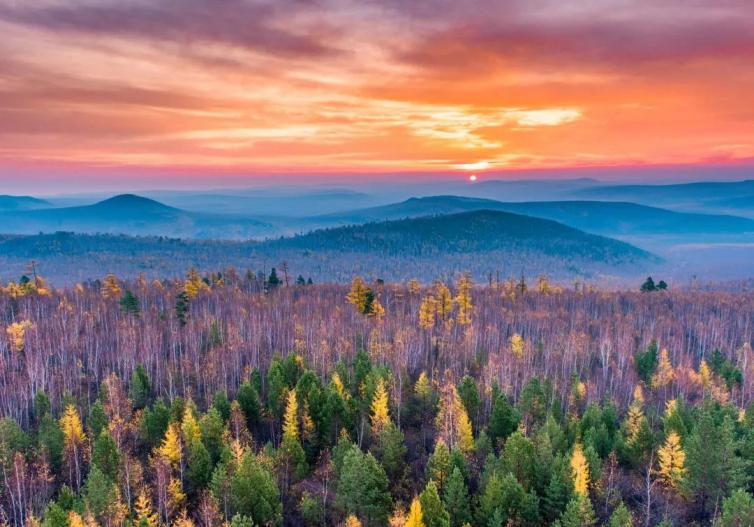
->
[1,0,753,192]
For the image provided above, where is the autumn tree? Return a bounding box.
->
[657,431,685,489]
[59,405,86,490]
[405,497,425,527]
[435,376,474,454]
[570,442,590,497]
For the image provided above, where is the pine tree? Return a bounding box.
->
[336,449,391,527]
[657,431,686,488]
[570,442,590,497]
[175,291,190,327]
[427,439,451,491]
[92,430,120,482]
[719,489,754,527]
[488,392,519,448]
[607,502,633,527]
[119,290,140,317]
[559,495,596,527]
[405,497,425,527]
[420,481,449,527]
[443,467,470,527]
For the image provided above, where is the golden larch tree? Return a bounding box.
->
[657,431,686,488]
[418,295,437,330]
[404,497,425,527]
[184,268,209,299]
[158,424,183,468]
[135,488,159,527]
[509,333,525,359]
[283,391,299,442]
[181,406,201,448]
[346,277,369,313]
[370,377,391,436]
[434,282,454,325]
[652,348,675,388]
[435,376,474,454]
[6,320,33,353]
[343,514,363,527]
[454,273,473,326]
[60,404,86,490]
[571,442,590,496]
[101,273,121,300]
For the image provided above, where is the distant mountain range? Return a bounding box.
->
[0,209,657,284]
[0,195,52,211]
[0,194,275,239]
[314,195,754,236]
[569,179,754,215]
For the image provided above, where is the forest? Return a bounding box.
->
[2,269,754,527]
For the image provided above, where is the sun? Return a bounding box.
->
[469,174,478,182]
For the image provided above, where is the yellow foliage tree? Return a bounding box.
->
[536,275,551,294]
[370,377,391,436]
[184,268,209,299]
[135,488,159,527]
[699,359,712,390]
[68,512,86,527]
[346,277,369,313]
[454,273,473,326]
[418,295,437,330]
[283,391,299,442]
[404,497,425,527]
[172,509,194,527]
[414,372,432,400]
[158,424,183,468]
[101,273,121,300]
[331,372,350,401]
[181,407,201,448]
[509,333,525,359]
[652,349,675,388]
[657,431,686,488]
[408,279,421,296]
[570,442,590,496]
[435,377,474,454]
[434,282,453,325]
[60,404,86,490]
[343,514,363,527]
[6,320,33,353]
[167,478,186,518]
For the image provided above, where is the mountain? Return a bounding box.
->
[569,179,754,213]
[0,210,656,284]
[0,194,274,239]
[314,196,754,236]
[0,195,52,211]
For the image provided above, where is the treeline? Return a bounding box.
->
[1,270,754,526]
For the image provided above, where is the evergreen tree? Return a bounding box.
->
[420,481,449,527]
[129,364,151,409]
[236,381,261,428]
[558,495,596,527]
[91,430,120,482]
[428,439,452,492]
[186,440,212,496]
[488,393,519,449]
[336,449,391,526]
[443,467,471,527]
[719,489,754,527]
[119,289,140,317]
[374,421,406,483]
[267,268,281,288]
[230,452,282,526]
[607,502,633,527]
[457,376,479,427]
[175,291,190,327]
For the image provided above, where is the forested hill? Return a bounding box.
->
[271,209,654,262]
[315,196,754,236]
[0,210,656,284]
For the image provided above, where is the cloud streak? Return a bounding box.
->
[0,0,752,178]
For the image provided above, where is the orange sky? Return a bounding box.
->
[1,0,753,181]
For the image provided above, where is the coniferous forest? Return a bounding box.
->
[2,270,754,527]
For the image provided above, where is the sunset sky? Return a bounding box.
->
[1,0,753,190]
